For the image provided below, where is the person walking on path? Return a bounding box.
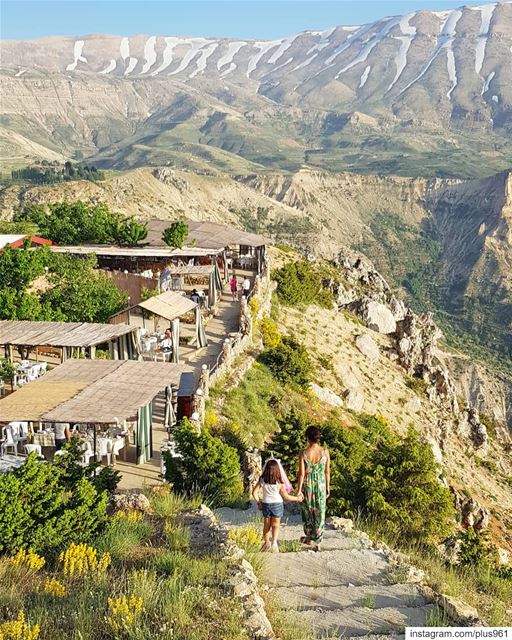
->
[242,276,251,298]
[296,426,330,551]
[230,274,238,301]
[252,459,303,552]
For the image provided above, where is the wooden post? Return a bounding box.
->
[90,346,96,360]
[7,344,13,363]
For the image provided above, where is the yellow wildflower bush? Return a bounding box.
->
[7,550,45,571]
[228,526,262,549]
[258,316,281,348]
[107,594,144,631]
[0,611,40,640]
[59,543,111,578]
[113,509,143,523]
[249,296,260,316]
[43,577,66,597]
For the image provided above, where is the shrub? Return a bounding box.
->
[259,336,312,387]
[164,419,243,506]
[357,429,454,543]
[0,455,108,555]
[162,221,189,248]
[272,260,332,308]
[258,316,281,348]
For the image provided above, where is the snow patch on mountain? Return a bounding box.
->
[169,38,209,76]
[359,65,371,88]
[99,59,116,74]
[217,41,246,70]
[142,36,157,74]
[246,41,281,77]
[151,37,180,75]
[387,13,417,92]
[189,42,218,78]
[268,34,299,64]
[474,4,497,75]
[66,40,87,72]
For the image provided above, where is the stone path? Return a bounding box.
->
[216,507,439,639]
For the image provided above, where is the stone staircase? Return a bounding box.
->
[216,507,440,639]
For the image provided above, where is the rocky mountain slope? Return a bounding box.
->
[1,2,511,176]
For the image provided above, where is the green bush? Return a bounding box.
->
[259,336,312,387]
[272,260,332,308]
[164,419,243,506]
[0,455,108,555]
[162,221,189,248]
[358,429,454,543]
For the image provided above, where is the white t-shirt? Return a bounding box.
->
[242,278,251,291]
[260,481,283,504]
[54,423,69,439]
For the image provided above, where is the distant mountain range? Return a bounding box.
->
[1,2,511,176]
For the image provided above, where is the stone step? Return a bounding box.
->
[293,603,438,638]
[271,583,427,612]
[263,549,390,588]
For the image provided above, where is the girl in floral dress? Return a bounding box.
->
[297,426,330,551]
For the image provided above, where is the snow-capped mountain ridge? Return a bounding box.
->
[3,1,511,102]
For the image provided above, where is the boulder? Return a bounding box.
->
[439,595,481,626]
[111,492,152,514]
[389,296,407,322]
[422,436,444,464]
[310,383,344,407]
[363,300,396,334]
[326,516,354,532]
[344,388,364,412]
[451,489,491,531]
[497,548,510,566]
[355,334,380,362]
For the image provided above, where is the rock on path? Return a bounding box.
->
[216,507,439,639]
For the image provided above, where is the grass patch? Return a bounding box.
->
[0,494,251,639]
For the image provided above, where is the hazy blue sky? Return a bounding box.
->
[2,0,485,40]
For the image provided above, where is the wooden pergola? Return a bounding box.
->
[110,291,208,363]
[0,359,194,464]
[0,320,141,362]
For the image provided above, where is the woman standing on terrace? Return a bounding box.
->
[297,426,330,552]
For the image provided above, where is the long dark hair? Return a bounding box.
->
[262,459,281,484]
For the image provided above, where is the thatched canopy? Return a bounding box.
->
[136,291,197,322]
[0,320,136,348]
[146,219,272,249]
[0,359,192,423]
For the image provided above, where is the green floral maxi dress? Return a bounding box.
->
[301,450,327,544]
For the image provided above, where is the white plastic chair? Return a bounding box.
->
[9,422,28,449]
[25,444,43,458]
[96,438,112,465]
[2,427,19,456]
[80,441,94,465]
[39,362,48,375]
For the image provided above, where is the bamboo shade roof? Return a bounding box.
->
[49,245,217,258]
[0,359,192,423]
[0,321,136,348]
[146,219,272,249]
[165,265,214,276]
[137,291,197,322]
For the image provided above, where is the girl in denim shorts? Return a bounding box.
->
[252,459,303,552]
